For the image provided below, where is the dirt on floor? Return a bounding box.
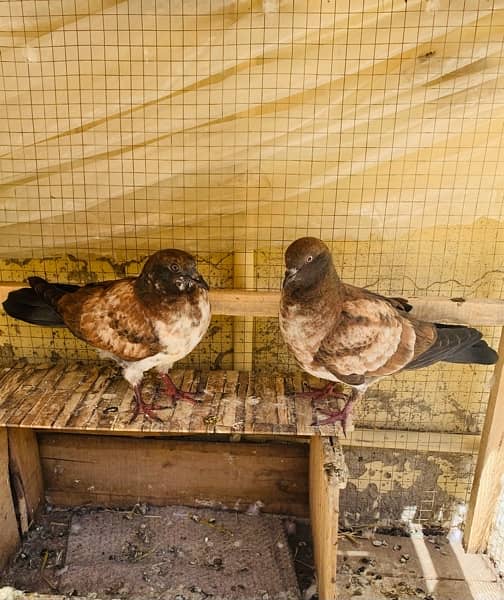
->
[3,505,502,600]
[2,504,303,600]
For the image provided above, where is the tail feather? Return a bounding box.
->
[2,279,79,327]
[407,323,498,369]
[443,339,498,365]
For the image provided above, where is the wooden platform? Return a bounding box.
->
[0,361,345,436]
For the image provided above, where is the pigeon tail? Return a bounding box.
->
[407,324,498,369]
[2,280,79,327]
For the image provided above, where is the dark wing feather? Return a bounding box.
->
[406,324,498,369]
[2,282,80,327]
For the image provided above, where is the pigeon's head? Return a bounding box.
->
[140,249,209,294]
[283,237,334,290]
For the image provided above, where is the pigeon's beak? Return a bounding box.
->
[283,267,298,288]
[190,272,210,291]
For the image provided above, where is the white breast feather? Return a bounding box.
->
[122,294,211,387]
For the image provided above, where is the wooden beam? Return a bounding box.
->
[0,427,21,570]
[39,433,309,516]
[232,251,255,369]
[464,327,504,553]
[309,436,347,600]
[2,282,504,324]
[8,429,44,534]
[343,428,480,455]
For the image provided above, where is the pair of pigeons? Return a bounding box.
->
[3,238,498,430]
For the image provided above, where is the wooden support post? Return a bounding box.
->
[8,428,44,534]
[464,327,504,553]
[309,436,347,600]
[232,251,255,370]
[0,427,21,570]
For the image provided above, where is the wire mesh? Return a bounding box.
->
[1,0,504,527]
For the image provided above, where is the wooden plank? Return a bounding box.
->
[310,436,347,600]
[27,363,88,429]
[66,366,119,429]
[0,365,50,423]
[7,428,44,534]
[464,327,504,553]
[0,364,39,420]
[343,428,480,455]
[0,363,485,450]
[39,433,309,517]
[215,370,240,433]
[3,283,504,324]
[232,251,255,369]
[18,363,70,428]
[294,373,315,436]
[210,290,504,325]
[252,372,276,434]
[52,364,108,428]
[0,427,20,570]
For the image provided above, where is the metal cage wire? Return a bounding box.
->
[1,0,504,529]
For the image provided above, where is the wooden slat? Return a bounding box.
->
[0,365,47,423]
[52,364,109,428]
[253,372,276,434]
[464,327,504,553]
[0,427,20,570]
[0,363,485,452]
[215,370,240,433]
[39,433,309,517]
[309,436,347,600]
[343,428,480,455]
[205,290,504,326]
[7,429,44,534]
[3,283,504,324]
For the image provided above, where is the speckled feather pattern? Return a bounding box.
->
[279,237,438,388]
[279,237,498,399]
[29,249,212,390]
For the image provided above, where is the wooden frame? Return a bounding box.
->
[309,436,347,600]
[464,327,504,552]
[2,283,504,557]
[0,428,21,570]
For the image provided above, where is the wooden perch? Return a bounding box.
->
[1,283,504,325]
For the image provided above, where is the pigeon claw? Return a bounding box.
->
[130,383,167,423]
[312,404,353,437]
[129,400,165,424]
[160,373,202,405]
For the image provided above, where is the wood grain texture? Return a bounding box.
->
[0,362,338,437]
[3,284,504,324]
[0,427,20,570]
[309,436,347,600]
[7,429,44,534]
[464,327,504,553]
[39,433,309,516]
[0,362,483,453]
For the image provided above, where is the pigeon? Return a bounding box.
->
[279,237,498,434]
[3,249,211,422]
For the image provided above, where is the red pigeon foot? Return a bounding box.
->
[160,373,201,404]
[296,381,346,403]
[130,385,165,423]
[312,396,356,436]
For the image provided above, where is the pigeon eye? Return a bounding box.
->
[170,264,180,273]
[306,255,313,263]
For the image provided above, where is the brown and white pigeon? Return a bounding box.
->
[279,237,498,434]
[3,249,211,422]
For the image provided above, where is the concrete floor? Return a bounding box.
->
[336,532,504,600]
[2,506,504,600]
